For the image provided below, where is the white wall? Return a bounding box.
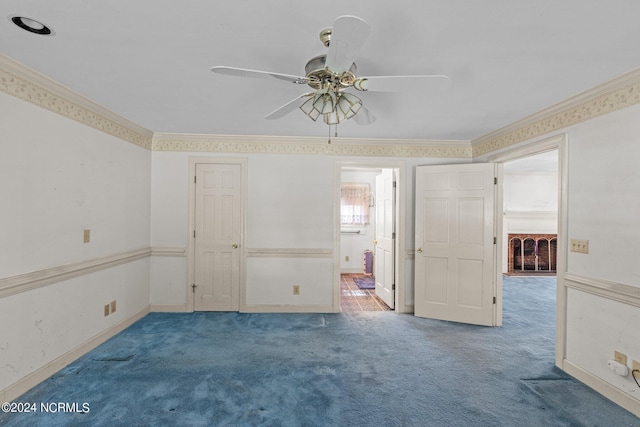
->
[149,151,461,312]
[562,105,640,409]
[478,103,640,410]
[0,92,151,395]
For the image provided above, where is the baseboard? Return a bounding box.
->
[150,304,189,312]
[241,304,335,313]
[340,268,366,274]
[402,304,415,314]
[563,359,640,418]
[0,306,149,403]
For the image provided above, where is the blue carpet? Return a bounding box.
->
[2,276,639,426]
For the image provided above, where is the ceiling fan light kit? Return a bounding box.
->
[210,15,450,131]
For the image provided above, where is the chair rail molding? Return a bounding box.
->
[0,247,152,298]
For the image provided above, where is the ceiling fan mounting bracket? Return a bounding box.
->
[319,28,332,47]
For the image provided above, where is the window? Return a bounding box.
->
[341,183,371,225]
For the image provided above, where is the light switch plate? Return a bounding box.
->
[570,239,589,254]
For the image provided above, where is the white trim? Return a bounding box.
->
[241,304,334,313]
[563,273,640,308]
[150,246,187,257]
[503,210,558,220]
[150,304,189,312]
[0,53,152,149]
[246,248,333,258]
[0,247,152,298]
[0,306,149,403]
[563,359,640,418]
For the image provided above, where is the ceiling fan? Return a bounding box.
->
[211,15,450,128]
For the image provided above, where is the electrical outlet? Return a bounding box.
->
[570,238,589,254]
[614,351,627,365]
[104,304,110,317]
[83,229,91,243]
[110,300,116,314]
[293,285,300,295]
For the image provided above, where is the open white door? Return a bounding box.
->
[374,169,395,309]
[414,163,497,326]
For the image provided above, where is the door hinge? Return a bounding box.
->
[393,181,397,188]
[392,284,396,291]
[493,237,497,244]
[494,177,497,185]
[194,175,197,184]
[194,230,196,238]
[192,283,198,293]
[392,232,396,239]
[493,296,497,304]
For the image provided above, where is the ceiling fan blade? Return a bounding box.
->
[353,107,376,125]
[265,94,310,120]
[211,66,308,84]
[325,16,372,74]
[356,75,451,92]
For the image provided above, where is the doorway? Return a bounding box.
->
[338,165,399,312]
[489,134,567,367]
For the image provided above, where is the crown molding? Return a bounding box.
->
[0,52,153,149]
[152,132,472,158]
[472,67,640,156]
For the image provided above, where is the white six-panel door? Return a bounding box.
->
[414,163,497,326]
[194,163,242,311]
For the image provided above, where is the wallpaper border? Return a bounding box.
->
[472,68,640,156]
[0,53,153,150]
[152,133,472,158]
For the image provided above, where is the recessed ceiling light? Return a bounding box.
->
[9,16,54,36]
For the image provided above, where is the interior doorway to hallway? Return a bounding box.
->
[339,166,397,312]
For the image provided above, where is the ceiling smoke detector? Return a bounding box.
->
[9,16,54,36]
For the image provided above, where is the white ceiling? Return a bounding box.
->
[2,1,640,141]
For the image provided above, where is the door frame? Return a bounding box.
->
[334,160,407,313]
[187,156,248,312]
[486,133,568,368]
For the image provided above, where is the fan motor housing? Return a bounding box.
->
[304,55,357,90]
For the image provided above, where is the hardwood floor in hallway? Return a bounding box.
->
[340,273,392,312]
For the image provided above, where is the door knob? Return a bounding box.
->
[232,244,239,249]
[373,240,378,245]
[417,248,423,253]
